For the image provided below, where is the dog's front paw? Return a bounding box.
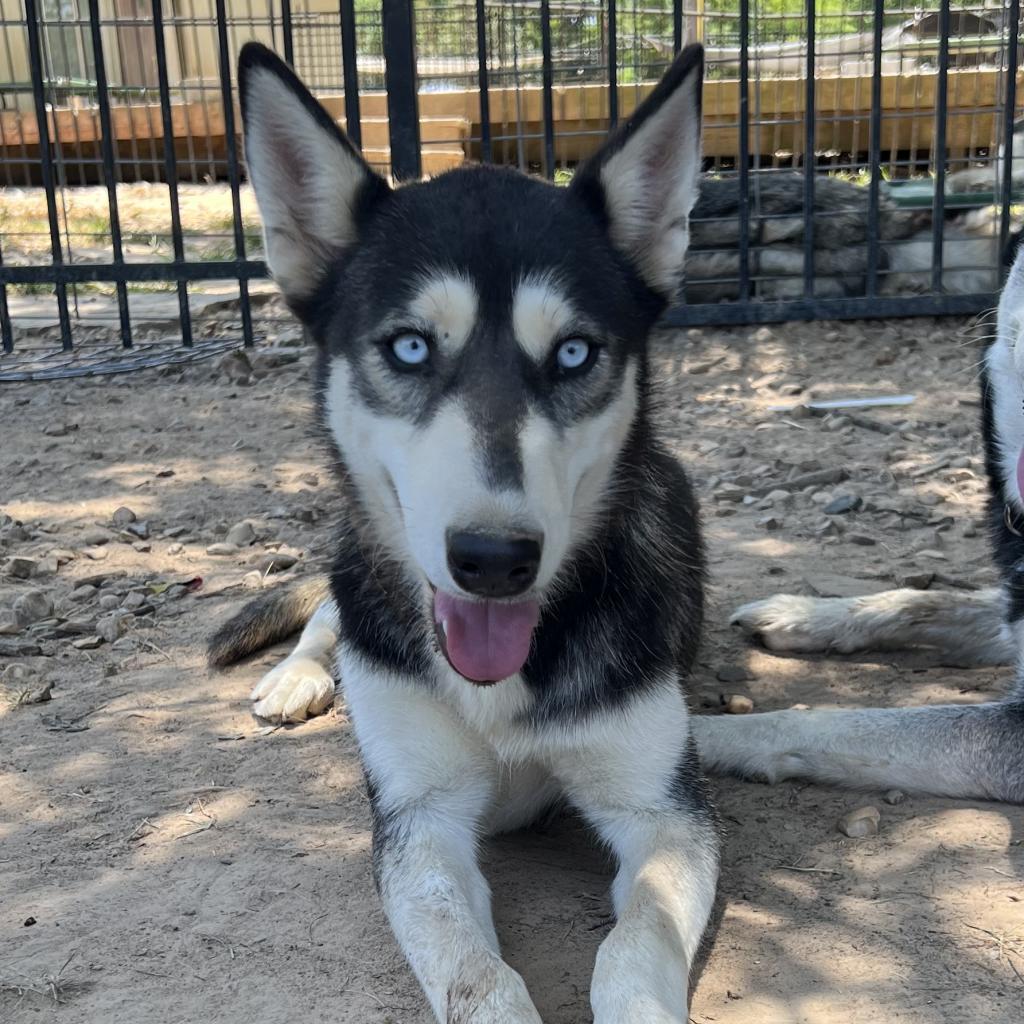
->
[730,594,838,652]
[446,959,544,1023]
[250,655,335,723]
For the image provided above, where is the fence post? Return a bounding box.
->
[382,0,420,181]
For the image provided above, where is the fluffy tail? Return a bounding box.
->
[207,575,331,668]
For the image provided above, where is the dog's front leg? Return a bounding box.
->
[552,684,719,1024]
[344,655,543,1024]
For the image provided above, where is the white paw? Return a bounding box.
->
[250,656,335,723]
[446,959,543,1023]
[730,594,841,653]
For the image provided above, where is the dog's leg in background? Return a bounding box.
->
[692,700,1024,803]
[344,652,543,1024]
[552,684,719,1023]
[731,586,1013,665]
[250,598,339,721]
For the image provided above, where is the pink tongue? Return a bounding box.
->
[1017,448,1024,502]
[434,592,540,683]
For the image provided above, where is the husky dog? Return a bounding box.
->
[687,159,1022,302]
[211,42,717,1022]
[694,244,1024,805]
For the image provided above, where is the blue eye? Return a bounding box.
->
[390,333,430,367]
[556,338,592,372]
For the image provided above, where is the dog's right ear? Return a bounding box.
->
[238,43,389,306]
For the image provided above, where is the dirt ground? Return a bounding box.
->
[1,306,1022,1024]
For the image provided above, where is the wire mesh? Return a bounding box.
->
[0,1,1022,379]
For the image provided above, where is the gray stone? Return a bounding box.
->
[111,506,137,527]
[83,547,109,562]
[255,552,298,574]
[122,591,148,611]
[225,521,256,547]
[71,636,103,650]
[824,494,863,515]
[166,543,185,556]
[206,542,239,556]
[838,805,880,838]
[96,613,131,644]
[6,557,37,579]
[848,534,877,546]
[98,594,120,611]
[69,585,98,603]
[125,521,150,540]
[13,590,54,627]
[81,527,113,546]
[883,789,906,805]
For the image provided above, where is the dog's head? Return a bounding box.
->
[239,42,703,684]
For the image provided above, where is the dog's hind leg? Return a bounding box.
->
[346,654,543,1023]
[731,586,1014,665]
[250,597,339,722]
[552,683,719,1023]
[692,701,1024,802]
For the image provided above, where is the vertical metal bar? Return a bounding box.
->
[802,0,816,299]
[23,0,72,350]
[281,0,294,66]
[673,0,682,53]
[87,0,132,348]
[339,0,361,149]
[539,0,555,179]
[607,0,618,130]
[931,0,950,293]
[1000,0,1021,265]
[866,0,884,297]
[737,0,750,301]
[152,0,193,348]
[382,0,420,181]
[214,0,254,345]
[474,0,492,161]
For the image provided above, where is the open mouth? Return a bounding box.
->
[432,587,541,685]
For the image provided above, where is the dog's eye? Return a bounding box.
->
[389,333,430,369]
[555,338,595,374]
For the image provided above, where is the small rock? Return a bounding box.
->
[96,613,131,644]
[207,542,240,557]
[255,552,298,574]
[13,590,54,627]
[132,541,152,553]
[72,636,104,650]
[111,506,137,527]
[125,521,150,540]
[98,594,120,611]
[757,515,782,530]
[225,521,256,547]
[167,543,185,556]
[5,557,38,579]
[163,526,189,539]
[848,534,876,547]
[900,572,934,590]
[33,556,59,578]
[838,805,880,838]
[83,546,109,562]
[883,789,906,805]
[916,548,947,561]
[69,585,98,603]
[714,483,747,503]
[723,694,754,715]
[716,664,752,684]
[242,570,265,590]
[0,618,21,635]
[824,494,863,515]
[122,591,148,611]
[49,548,76,565]
[81,527,113,546]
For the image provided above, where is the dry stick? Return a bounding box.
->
[777,864,843,876]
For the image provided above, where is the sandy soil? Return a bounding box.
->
[1,307,1022,1024]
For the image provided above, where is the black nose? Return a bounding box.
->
[446,530,543,599]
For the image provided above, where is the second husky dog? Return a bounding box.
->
[211,42,716,1023]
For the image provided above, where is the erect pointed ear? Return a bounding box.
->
[238,43,389,306]
[571,44,703,300]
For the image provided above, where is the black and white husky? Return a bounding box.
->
[695,245,1024,805]
[211,42,716,1022]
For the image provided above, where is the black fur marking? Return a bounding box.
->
[980,363,1024,622]
[365,771,407,894]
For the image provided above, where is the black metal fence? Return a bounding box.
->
[0,1,1022,380]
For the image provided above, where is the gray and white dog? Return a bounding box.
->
[211,42,716,1023]
[698,243,1024,805]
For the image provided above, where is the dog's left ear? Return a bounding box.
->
[571,44,703,300]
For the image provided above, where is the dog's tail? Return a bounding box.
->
[207,574,331,668]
